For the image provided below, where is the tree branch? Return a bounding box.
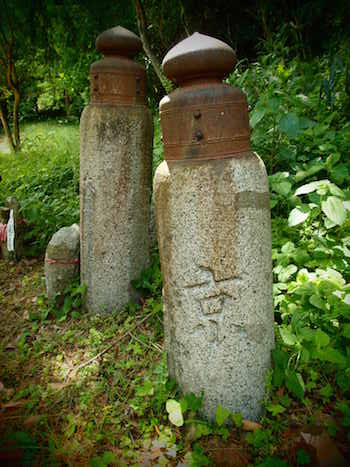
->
[133,0,173,94]
[0,101,15,152]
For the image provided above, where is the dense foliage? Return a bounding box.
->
[1,0,350,139]
[0,119,80,254]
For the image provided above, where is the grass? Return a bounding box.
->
[0,259,167,465]
[0,116,163,256]
[0,255,349,466]
[0,119,79,255]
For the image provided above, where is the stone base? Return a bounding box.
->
[154,152,274,421]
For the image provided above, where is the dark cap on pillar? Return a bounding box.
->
[162,32,236,84]
[160,32,251,162]
[91,26,146,105]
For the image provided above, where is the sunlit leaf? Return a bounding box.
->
[280,327,297,346]
[166,399,184,427]
[288,207,310,226]
[322,196,346,225]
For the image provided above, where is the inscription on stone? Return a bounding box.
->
[184,266,242,344]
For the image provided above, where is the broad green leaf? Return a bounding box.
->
[330,164,349,185]
[295,180,329,196]
[309,295,326,310]
[288,207,310,227]
[272,349,287,366]
[278,264,298,282]
[273,368,285,387]
[325,152,341,168]
[266,403,286,416]
[193,423,212,440]
[274,181,292,196]
[299,116,315,128]
[324,217,337,229]
[279,327,297,346]
[216,404,231,427]
[285,372,305,400]
[281,241,295,254]
[295,162,324,183]
[267,96,281,111]
[314,329,330,348]
[270,196,278,209]
[343,323,350,339]
[102,452,117,464]
[321,196,346,225]
[180,392,203,413]
[279,113,300,138]
[317,348,346,366]
[250,107,266,127]
[231,411,243,428]
[321,268,345,287]
[329,183,345,198]
[319,384,333,399]
[166,399,184,427]
[136,380,154,397]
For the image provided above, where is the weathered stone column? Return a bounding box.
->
[80,27,153,313]
[154,33,274,421]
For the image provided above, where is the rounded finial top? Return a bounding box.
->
[96,26,142,57]
[162,32,236,83]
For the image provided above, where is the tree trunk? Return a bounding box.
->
[64,89,71,117]
[13,87,20,150]
[0,101,15,152]
[133,0,173,94]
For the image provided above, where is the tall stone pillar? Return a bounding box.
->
[154,33,274,421]
[80,27,153,313]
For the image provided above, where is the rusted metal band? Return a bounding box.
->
[164,137,251,161]
[161,99,251,161]
[160,100,248,114]
[90,71,145,105]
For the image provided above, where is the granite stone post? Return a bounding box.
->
[80,26,153,313]
[154,33,274,421]
[45,224,80,304]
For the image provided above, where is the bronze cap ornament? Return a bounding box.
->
[90,26,146,105]
[162,32,236,84]
[160,32,251,162]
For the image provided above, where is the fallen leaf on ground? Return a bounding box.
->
[2,399,27,409]
[300,428,347,467]
[242,419,262,431]
[23,415,41,427]
[210,447,249,467]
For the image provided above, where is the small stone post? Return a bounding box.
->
[45,224,80,303]
[80,26,153,313]
[0,197,24,260]
[154,33,274,421]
